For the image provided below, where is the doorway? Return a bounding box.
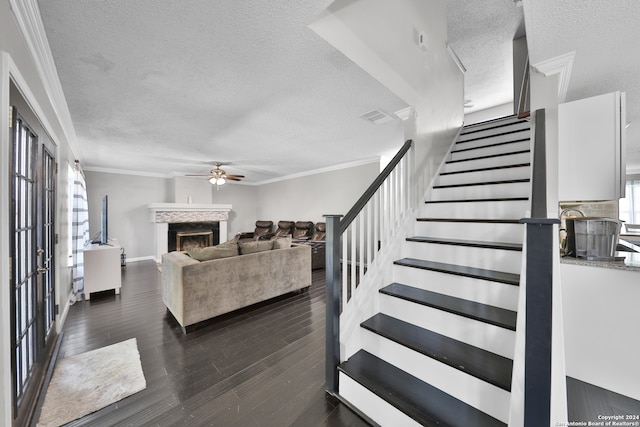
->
[10,105,57,425]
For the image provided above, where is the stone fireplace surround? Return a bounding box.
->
[148,203,231,262]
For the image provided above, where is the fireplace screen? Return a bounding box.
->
[168,222,219,252]
[176,230,213,251]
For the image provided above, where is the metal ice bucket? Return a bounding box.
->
[573,218,622,261]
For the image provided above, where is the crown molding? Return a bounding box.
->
[9,0,79,156]
[532,51,575,103]
[253,157,380,186]
[83,156,382,184]
[83,166,170,178]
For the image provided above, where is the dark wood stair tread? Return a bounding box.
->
[456,133,531,147]
[380,283,517,330]
[433,178,529,189]
[394,258,520,286]
[460,119,529,137]
[338,350,507,427]
[361,313,513,390]
[406,236,522,251]
[417,217,523,224]
[452,138,530,154]
[424,197,528,204]
[440,162,530,176]
[446,149,530,164]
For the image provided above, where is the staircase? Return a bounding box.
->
[337,115,531,426]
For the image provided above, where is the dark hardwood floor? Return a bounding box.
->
[36,260,368,427]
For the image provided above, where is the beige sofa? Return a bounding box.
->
[162,243,311,333]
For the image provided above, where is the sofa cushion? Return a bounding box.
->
[239,239,274,255]
[187,240,238,261]
[272,235,292,249]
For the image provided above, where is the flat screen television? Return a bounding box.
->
[101,195,109,244]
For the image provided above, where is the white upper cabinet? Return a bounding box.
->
[558,91,626,201]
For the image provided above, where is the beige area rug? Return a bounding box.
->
[37,338,147,427]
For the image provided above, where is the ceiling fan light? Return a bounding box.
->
[216,177,225,185]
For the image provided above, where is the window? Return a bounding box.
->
[619,179,640,227]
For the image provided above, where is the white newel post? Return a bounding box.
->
[148,203,232,262]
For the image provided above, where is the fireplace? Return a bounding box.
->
[168,222,219,252]
[148,203,232,262]
[177,231,212,250]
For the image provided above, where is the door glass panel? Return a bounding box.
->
[42,146,56,336]
[10,108,38,408]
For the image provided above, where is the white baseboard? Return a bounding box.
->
[124,255,157,264]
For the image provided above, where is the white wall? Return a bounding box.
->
[464,103,514,125]
[255,161,380,226]
[169,176,214,204]
[311,0,464,207]
[211,183,259,238]
[85,171,169,260]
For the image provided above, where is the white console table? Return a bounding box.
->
[84,243,122,300]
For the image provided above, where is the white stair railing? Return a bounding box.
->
[324,139,413,395]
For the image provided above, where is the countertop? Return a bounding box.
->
[561,251,640,271]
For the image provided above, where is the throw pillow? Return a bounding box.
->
[187,241,238,261]
[239,239,274,255]
[272,236,292,249]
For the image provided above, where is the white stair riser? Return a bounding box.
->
[437,166,530,187]
[414,221,524,243]
[339,373,422,427]
[456,130,530,150]
[444,151,531,173]
[392,264,519,310]
[402,242,522,274]
[431,182,530,200]
[380,294,516,358]
[451,140,530,161]
[361,330,511,423]
[422,200,530,219]
[460,120,530,139]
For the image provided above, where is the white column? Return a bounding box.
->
[155,222,168,263]
[219,220,228,243]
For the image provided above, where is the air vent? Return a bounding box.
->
[360,109,394,125]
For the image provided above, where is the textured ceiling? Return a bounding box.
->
[37,0,409,182]
[37,0,640,181]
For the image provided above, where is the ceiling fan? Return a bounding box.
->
[185,162,245,186]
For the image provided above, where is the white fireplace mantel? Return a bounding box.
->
[148,203,232,262]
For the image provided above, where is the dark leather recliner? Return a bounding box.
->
[308,222,326,270]
[310,222,325,241]
[237,220,274,242]
[292,221,314,241]
[272,221,295,238]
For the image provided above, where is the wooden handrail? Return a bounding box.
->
[339,140,413,234]
[517,56,530,119]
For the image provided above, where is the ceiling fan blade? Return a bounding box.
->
[184,173,214,177]
[225,176,242,181]
[225,174,245,178]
